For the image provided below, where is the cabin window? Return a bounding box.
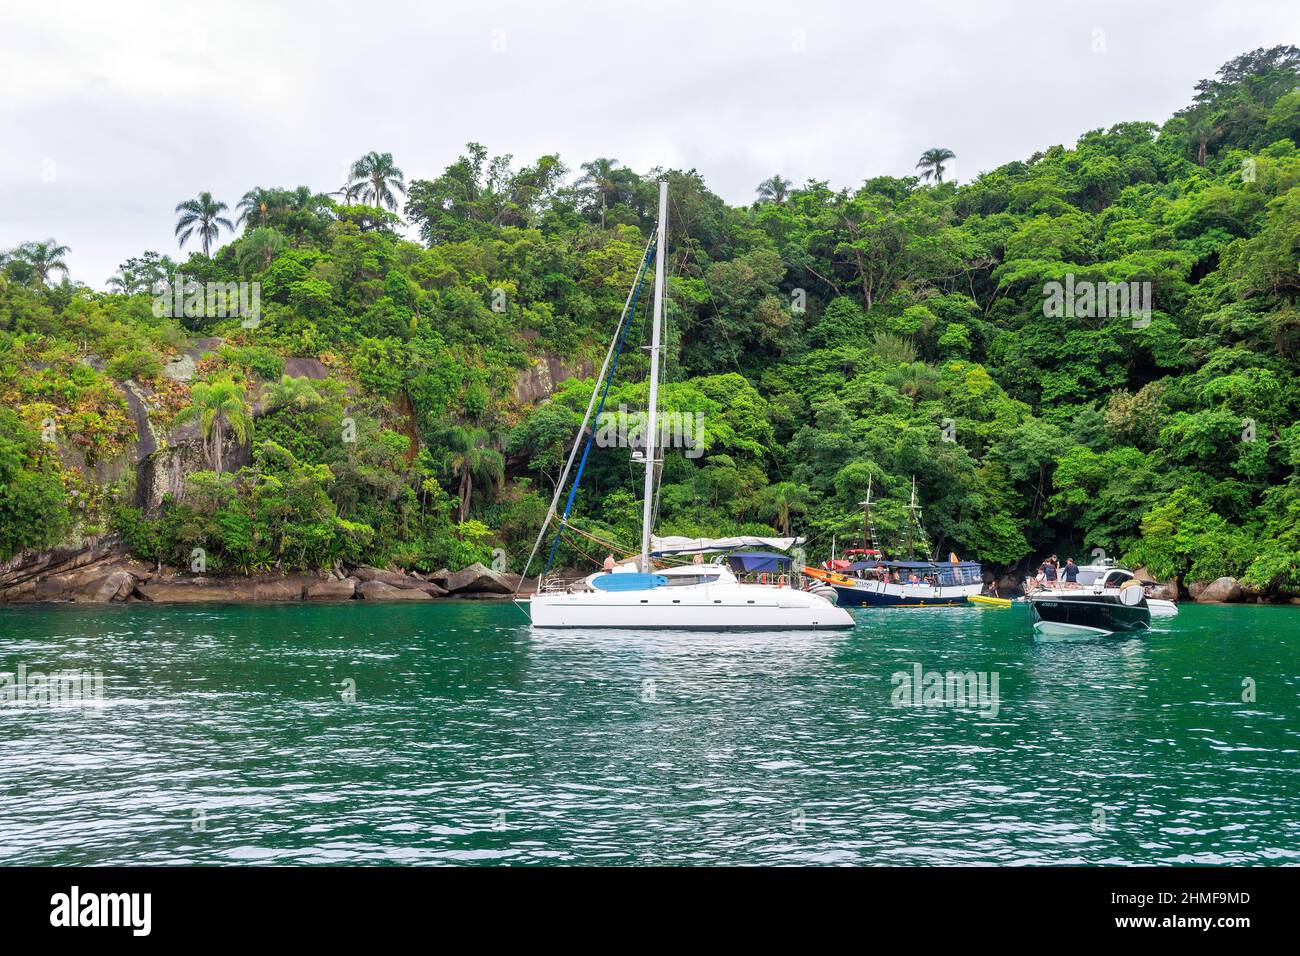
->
[662,574,719,587]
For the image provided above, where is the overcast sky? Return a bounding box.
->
[2,0,1295,287]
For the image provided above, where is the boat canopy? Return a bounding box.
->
[724,551,792,573]
[651,535,803,556]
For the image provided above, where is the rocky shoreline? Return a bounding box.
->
[1,536,1295,607]
[0,535,537,605]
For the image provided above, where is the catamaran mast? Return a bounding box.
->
[639,181,668,572]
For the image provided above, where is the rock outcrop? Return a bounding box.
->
[445,562,512,595]
[1191,576,1243,603]
[1133,566,1179,601]
[0,534,152,603]
[351,566,447,596]
[304,578,356,601]
[2,538,515,603]
[355,580,433,601]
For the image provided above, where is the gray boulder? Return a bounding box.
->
[305,578,357,601]
[445,562,512,595]
[252,576,314,601]
[1193,576,1242,603]
[355,580,432,601]
[75,570,137,603]
[352,567,429,589]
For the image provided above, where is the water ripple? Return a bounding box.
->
[0,601,1296,865]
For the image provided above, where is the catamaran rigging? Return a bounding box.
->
[516,182,852,629]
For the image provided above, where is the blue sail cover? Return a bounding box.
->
[725,552,792,573]
[591,573,668,592]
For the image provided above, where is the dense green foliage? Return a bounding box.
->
[2,48,1298,591]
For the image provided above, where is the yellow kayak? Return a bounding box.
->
[967,595,1012,608]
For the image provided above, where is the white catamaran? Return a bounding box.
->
[517,182,852,630]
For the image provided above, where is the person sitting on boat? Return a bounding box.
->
[692,553,704,565]
[1063,558,1079,588]
[603,553,617,572]
[907,572,920,584]
[987,579,1000,598]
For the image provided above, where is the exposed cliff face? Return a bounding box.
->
[135,436,213,510]
[513,350,594,405]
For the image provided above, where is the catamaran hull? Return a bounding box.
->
[525,590,854,629]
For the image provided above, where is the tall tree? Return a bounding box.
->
[577,157,620,228]
[174,192,233,256]
[441,425,504,522]
[753,481,810,535]
[176,379,253,474]
[755,174,792,204]
[264,375,322,411]
[236,228,288,274]
[915,147,956,183]
[10,239,70,285]
[235,187,282,229]
[344,152,406,211]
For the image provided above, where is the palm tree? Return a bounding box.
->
[236,228,287,275]
[264,375,321,411]
[235,187,282,229]
[441,425,504,522]
[577,157,620,228]
[754,481,810,535]
[175,192,234,256]
[176,378,253,473]
[12,239,70,285]
[343,152,406,211]
[755,174,792,204]
[915,148,956,184]
[331,181,364,204]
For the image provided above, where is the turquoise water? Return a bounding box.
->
[0,601,1296,865]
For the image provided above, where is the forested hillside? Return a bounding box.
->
[2,47,1298,592]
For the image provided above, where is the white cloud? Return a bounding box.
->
[1,0,1295,287]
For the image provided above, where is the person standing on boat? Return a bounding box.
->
[1063,558,1079,588]
[603,553,616,572]
[1044,559,1058,590]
